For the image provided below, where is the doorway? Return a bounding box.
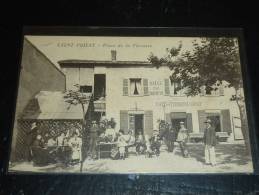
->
[207,115,221,132]
[171,118,187,133]
[129,114,144,136]
[94,74,106,100]
[135,114,144,135]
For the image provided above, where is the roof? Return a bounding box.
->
[24,37,66,77]
[21,91,92,120]
[58,59,152,67]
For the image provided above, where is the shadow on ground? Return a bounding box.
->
[174,144,251,166]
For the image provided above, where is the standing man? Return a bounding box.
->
[105,124,116,142]
[89,121,98,159]
[176,121,189,158]
[26,122,40,161]
[203,119,217,166]
[168,124,177,153]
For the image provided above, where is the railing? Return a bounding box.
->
[94,99,106,112]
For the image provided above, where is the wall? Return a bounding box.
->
[105,66,242,138]
[62,66,94,90]
[11,38,66,161]
[60,64,244,140]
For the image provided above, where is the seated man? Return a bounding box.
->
[47,136,57,147]
[105,125,116,142]
[31,135,52,166]
[124,130,135,157]
[135,131,147,155]
[149,130,161,156]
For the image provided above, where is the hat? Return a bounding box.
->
[31,122,37,129]
[153,130,159,135]
[204,119,212,124]
[180,121,184,124]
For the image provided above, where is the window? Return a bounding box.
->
[80,85,92,93]
[201,84,224,96]
[170,80,183,96]
[205,85,213,95]
[130,78,142,96]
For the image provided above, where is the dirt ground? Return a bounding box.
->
[9,143,253,174]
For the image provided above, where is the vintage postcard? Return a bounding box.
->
[8,33,254,173]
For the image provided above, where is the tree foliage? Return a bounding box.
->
[149,37,250,151]
[148,38,242,96]
[63,84,90,122]
[63,84,91,171]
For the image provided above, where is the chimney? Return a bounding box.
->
[111,50,117,61]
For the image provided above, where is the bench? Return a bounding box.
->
[188,132,229,143]
[216,132,229,142]
[188,133,204,143]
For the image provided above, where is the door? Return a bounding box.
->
[171,118,187,133]
[94,74,106,100]
[135,114,144,135]
[207,115,221,132]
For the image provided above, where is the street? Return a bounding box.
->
[9,143,253,174]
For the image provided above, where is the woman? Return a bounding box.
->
[69,133,82,164]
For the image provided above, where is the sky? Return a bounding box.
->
[26,36,199,68]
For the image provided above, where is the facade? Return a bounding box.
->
[58,55,243,142]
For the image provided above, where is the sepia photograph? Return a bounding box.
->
[8,35,253,174]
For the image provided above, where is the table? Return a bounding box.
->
[97,142,117,159]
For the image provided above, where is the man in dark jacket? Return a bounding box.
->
[167,124,177,152]
[26,122,40,161]
[88,121,98,159]
[203,118,217,166]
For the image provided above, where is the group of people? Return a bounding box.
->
[86,119,163,160]
[158,120,190,158]
[159,118,217,166]
[27,116,218,167]
[27,122,82,166]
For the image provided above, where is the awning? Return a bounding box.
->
[21,91,92,120]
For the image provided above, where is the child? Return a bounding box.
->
[149,130,161,156]
[117,129,127,160]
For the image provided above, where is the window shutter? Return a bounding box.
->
[221,109,231,134]
[120,110,128,133]
[143,78,149,95]
[144,110,153,137]
[198,110,207,132]
[200,86,206,96]
[123,79,129,96]
[186,113,193,132]
[219,85,224,96]
[164,79,170,96]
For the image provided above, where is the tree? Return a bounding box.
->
[148,38,250,151]
[63,84,92,172]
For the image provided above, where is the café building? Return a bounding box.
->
[58,51,244,142]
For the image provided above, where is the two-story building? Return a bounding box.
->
[58,51,244,142]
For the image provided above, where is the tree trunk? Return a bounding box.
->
[234,88,251,153]
[80,104,86,172]
[237,102,251,153]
